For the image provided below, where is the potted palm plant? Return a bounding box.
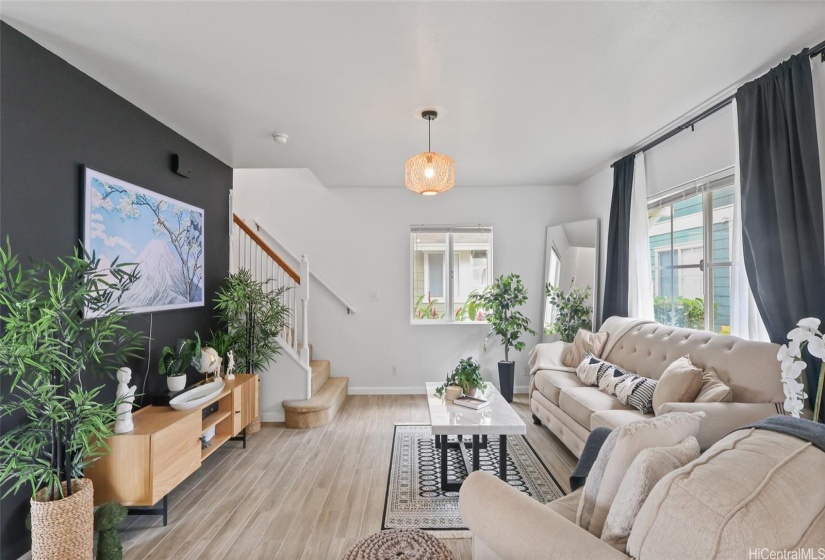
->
[468,273,535,402]
[0,244,142,559]
[158,332,202,392]
[214,269,290,433]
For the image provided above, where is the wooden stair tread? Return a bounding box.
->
[284,377,348,413]
[283,376,348,429]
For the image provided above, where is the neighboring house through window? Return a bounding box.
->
[411,226,493,322]
[648,170,734,333]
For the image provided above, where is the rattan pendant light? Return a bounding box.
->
[405,110,455,195]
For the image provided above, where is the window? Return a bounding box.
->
[648,172,734,333]
[411,226,493,322]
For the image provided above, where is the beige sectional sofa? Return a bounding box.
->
[528,316,786,455]
[460,428,825,559]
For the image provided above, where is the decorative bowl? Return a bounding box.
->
[169,380,225,410]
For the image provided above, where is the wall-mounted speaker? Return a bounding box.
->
[171,154,191,178]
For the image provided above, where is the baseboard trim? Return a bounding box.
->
[261,412,285,423]
[348,386,427,395]
[348,386,530,396]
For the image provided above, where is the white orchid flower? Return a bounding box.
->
[797,317,821,332]
[777,344,791,361]
[782,378,806,399]
[788,339,802,357]
[808,336,825,360]
[784,397,805,418]
[780,360,806,379]
[788,327,813,344]
[780,357,798,372]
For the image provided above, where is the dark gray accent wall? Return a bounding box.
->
[0,22,232,558]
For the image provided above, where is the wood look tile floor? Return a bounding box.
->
[120,394,576,560]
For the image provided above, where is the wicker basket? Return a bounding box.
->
[247,414,261,434]
[30,479,94,560]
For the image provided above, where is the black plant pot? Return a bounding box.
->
[498,361,515,403]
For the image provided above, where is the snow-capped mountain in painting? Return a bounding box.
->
[128,240,189,307]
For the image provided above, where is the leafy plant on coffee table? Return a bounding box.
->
[435,357,485,397]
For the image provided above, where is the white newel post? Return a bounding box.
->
[299,255,310,369]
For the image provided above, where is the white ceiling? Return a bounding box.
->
[2,2,824,188]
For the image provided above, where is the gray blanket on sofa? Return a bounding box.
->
[733,415,825,454]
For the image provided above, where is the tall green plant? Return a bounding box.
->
[213,269,291,374]
[467,273,536,362]
[0,244,143,501]
[545,284,593,342]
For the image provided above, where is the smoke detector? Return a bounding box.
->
[273,133,289,145]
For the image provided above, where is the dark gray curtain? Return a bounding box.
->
[736,49,825,418]
[602,155,635,320]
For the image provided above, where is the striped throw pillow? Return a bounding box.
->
[576,353,658,414]
[576,353,633,387]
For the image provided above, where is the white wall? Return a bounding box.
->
[645,104,735,196]
[233,169,580,394]
[575,167,614,321]
[575,105,737,318]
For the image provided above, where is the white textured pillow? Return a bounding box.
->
[601,437,701,551]
[576,411,705,537]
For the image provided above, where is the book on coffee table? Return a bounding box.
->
[452,396,490,410]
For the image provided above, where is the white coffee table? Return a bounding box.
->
[425,381,527,491]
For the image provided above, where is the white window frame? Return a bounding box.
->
[410,225,493,324]
[648,168,734,332]
[545,246,562,326]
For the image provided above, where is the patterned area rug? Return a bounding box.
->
[382,424,565,530]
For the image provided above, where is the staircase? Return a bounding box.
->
[231,213,349,427]
[283,359,349,429]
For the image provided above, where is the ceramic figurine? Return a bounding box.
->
[226,350,236,380]
[113,367,136,434]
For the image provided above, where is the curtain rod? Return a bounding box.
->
[611,39,825,168]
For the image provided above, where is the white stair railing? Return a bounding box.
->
[253,219,357,315]
[231,214,308,367]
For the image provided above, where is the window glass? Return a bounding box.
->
[411,228,492,322]
[648,177,734,333]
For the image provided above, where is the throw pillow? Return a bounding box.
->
[578,355,658,414]
[652,356,704,415]
[575,411,705,537]
[616,374,658,414]
[563,329,609,368]
[576,353,632,387]
[600,436,701,551]
[695,367,734,403]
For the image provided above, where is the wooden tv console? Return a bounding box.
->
[85,374,258,524]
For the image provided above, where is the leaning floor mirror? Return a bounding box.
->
[543,219,600,343]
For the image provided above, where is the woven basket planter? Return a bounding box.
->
[247,414,262,434]
[30,479,94,560]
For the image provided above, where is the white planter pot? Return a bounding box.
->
[166,375,187,393]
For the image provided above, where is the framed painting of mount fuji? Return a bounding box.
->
[83,167,205,314]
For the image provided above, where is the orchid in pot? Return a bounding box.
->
[777,317,825,421]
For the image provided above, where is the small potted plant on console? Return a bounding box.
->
[159,332,202,392]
